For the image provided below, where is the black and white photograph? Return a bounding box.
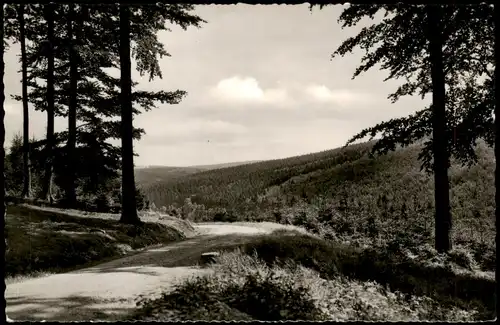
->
[1,2,497,322]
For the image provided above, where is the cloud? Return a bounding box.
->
[304,84,371,106]
[209,76,289,105]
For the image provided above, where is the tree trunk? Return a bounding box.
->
[119,4,141,225]
[0,3,8,322]
[65,3,77,207]
[426,5,452,253]
[18,5,32,199]
[41,3,55,203]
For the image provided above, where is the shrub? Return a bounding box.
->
[241,233,359,277]
[94,192,114,213]
[238,232,495,321]
[133,249,480,322]
[447,247,477,271]
[136,187,149,211]
[230,270,322,320]
[133,251,325,321]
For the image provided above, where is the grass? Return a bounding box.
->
[131,237,486,321]
[5,204,193,280]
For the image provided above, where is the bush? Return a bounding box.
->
[447,247,477,271]
[94,192,114,213]
[241,233,358,277]
[133,251,325,321]
[136,187,149,211]
[232,270,322,320]
[133,249,480,322]
[239,232,496,321]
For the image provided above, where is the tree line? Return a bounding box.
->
[0,4,204,224]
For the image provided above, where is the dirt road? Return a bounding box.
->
[6,224,273,322]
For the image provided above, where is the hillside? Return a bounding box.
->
[140,140,495,270]
[134,161,261,187]
[135,166,208,187]
[189,160,262,170]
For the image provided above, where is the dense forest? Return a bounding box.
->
[139,140,495,270]
[134,160,260,187]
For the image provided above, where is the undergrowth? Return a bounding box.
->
[240,232,496,320]
[132,249,481,321]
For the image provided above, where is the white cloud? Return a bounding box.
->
[209,76,289,105]
[304,85,370,106]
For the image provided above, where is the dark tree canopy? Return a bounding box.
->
[323,4,494,172]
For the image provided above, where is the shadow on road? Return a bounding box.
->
[7,232,266,322]
[80,233,259,272]
[8,295,133,321]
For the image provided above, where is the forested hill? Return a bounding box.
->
[134,160,261,187]
[139,139,493,223]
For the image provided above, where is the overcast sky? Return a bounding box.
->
[4,4,430,167]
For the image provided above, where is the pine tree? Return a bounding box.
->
[63,3,78,207]
[119,4,140,224]
[18,5,31,198]
[314,4,494,252]
[40,3,55,203]
[426,5,451,252]
[7,4,205,215]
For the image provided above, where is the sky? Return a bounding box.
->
[4,4,430,167]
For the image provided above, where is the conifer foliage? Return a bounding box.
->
[312,4,494,253]
[2,4,205,222]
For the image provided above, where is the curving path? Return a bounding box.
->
[6,224,273,322]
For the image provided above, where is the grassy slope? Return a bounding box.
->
[5,204,194,280]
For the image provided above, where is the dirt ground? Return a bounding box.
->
[6,223,285,322]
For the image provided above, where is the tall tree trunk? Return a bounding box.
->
[426,5,452,253]
[119,4,140,224]
[0,2,8,322]
[18,4,31,199]
[41,3,55,203]
[65,3,77,207]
